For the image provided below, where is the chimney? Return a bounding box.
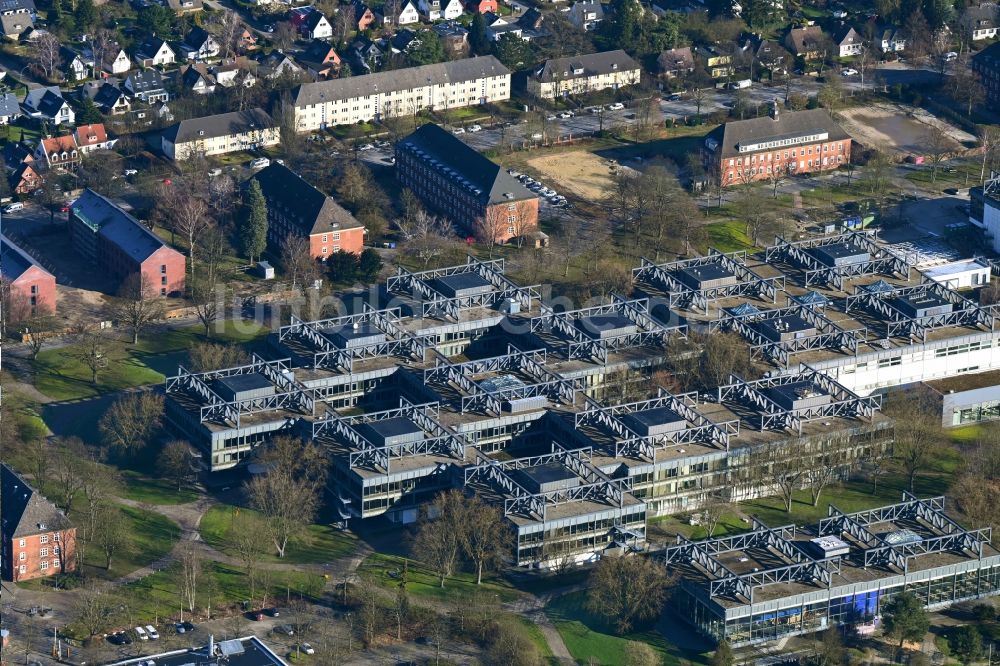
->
[770,98,780,120]
[208,635,215,656]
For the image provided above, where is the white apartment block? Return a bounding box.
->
[161,108,280,160]
[526,50,641,100]
[291,56,511,131]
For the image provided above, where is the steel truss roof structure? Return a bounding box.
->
[663,518,838,603]
[463,443,631,521]
[165,355,315,427]
[312,398,468,473]
[843,278,995,342]
[764,231,910,290]
[817,493,992,573]
[385,256,539,321]
[632,249,785,314]
[574,389,740,457]
[716,367,880,434]
[530,294,687,363]
[709,303,861,367]
[423,345,579,414]
[278,305,429,372]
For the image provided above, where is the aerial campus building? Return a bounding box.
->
[163,232,1000,567]
[667,494,1000,646]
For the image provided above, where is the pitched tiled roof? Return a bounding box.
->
[0,92,19,118]
[162,108,272,144]
[71,188,171,263]
[126,69,166,93]
[1,464,72,539]
[787,25,826,54]
[1,234,51,282]
[75,123,109,148]
[252,163,363,235]
[292,55,509,106]
[707,108,851,159]
[533,50,639,83]
[40,134,76,154]
[397,123,536,207]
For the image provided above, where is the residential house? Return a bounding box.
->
[464,0,497,13]
[123,69,169,103]
[297,39,341,79]
[33,135,79,170]
[879,26,905,52]
[176,64,217,94]
[63,49,91,81]
[347,35,384,72]
[10,162,42,195]
[396,123,538,243]
[395,0,421,24]
[420,0,463,21]
[703,105,852,186]
[103,47,132,75]
[656,46,694,78]
[22,87,74,125]
[135,37,176,67]
[74,123,116,154]
[238,28,258,53]
[252,163,366,258]
[352,1,378,30]
[303,10,333,39]
[256,51,306,79]
[68,189,186,295]
[567,0,603,31]
[527,49,640,99]
[153,101,174,123]
[786,25,828,60]
[834,26,864,57]
[161,108,279,160]
[0,6,32,40]
[964,5,999,40]
[0,464,75,582]
[433,21,469,54]
[0,92,20,124]
[291,55,510,130]
[755,39,790,75]
[390,29,420,54]
[179,27,220,61]
[694,46,733,78]
[487,8,545,41]
[1,235,55,316]
[166,0,203,14]
[210,58,257,88]
[973,40,1000,104]
[4,142,33,171]
[82,80,131,115]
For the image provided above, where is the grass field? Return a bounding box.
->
[79,505,180,580]
[546,591,680,666]
[356,552,522,604]
[32,321,267,402]
[704,220,754,252]
[121,471,199,505]
[199,505,358,565]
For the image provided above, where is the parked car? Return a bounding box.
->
[468,124,482,132]
[134,627,148,641]
[840,68,858,76]
[729,79,752,89]
[3,202,24,213]
[145,625,159,640]
[546,114,556,120]
[530,132,543,140]
[607,102,625,110]
[452,127,465,134]
[175,621,195,634]
[359,143,375,151]
[557,112,573,119]
[273,625,295,636]
[265,608,280,617]
[249,157,270,170]
[300,644,315,655]
[667,93,685,101]
[264,24,275,32]
[943,51,958,61]
[207,168,222,177]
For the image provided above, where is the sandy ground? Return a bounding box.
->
[837,102,976,155]
[526,150,615,202]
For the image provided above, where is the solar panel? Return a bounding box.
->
[218,640,245,657]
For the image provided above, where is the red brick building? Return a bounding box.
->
[251,163,366,260]
[1,233,57,318]
[704,106,852,187]
[68,189,186,296]
[396,123,538,244]
[1,464,76,582]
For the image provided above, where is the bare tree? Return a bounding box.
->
[979,125,1000,183]
[31,32,63,81]
[887,391,946,492]
[178,542,202,613]
[188,341,250,372]
[95,504,132,570]
[111,273,165,344]
[209,10,244,59]
[924,125,953,184]
[474,207,506,258]
[587,555,670,634]
[753,439,807,512]
[228,511,266,604]
[190,273,222,338]
[74,582,120,636]
[159,440,195,490]
[20,312,58,360]
[804,434,854,507]
[698,493,731,538]
[68,327,123,385]
[165,192,212,281]
[98,391,164,456]
[459,495,512,584]
[355,575,381,647]
[411,490,465,588]
[51,437,90,513]
[280,234,321,291]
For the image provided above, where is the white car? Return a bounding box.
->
[557,112,573,119]
[358,143,374,151]
[468,124,482,132]
[300,644,315,655]
[530,132,543,140]
[943,51,958,61]
[452,127,466,134]
[145,625,159,640]
[124,169,138,176]
[840,68,858,76]
[546,114,556,120]
[608,102,625,110]
[3,202,24,213]
[207,168,222,177]
[249,157,270,169]
[134,627,148,641]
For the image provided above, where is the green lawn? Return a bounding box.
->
[121,471,200,506]
[32,321,267,402]
[546,591,679,666]
[704,220,753,252]
[519,616,558,665]
[200,505,358,565]
[78,504,181,580]
[356,552,522,604]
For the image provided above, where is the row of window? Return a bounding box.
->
[16,560,60,575]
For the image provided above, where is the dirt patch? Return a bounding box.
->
[837,103,975,156]
[525,150,615,202]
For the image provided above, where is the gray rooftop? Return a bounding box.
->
[708,108,851,159]
[0,233,51,283]
[533,49,640,83]
[71,189,170,263]
[162,107,272,145]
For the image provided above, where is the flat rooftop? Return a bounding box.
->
[925,368,1000,394]
[429,271,494,297]
[215,373,273,394]
[104,637,287,666]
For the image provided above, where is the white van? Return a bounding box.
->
[3,202,24,213]
[729,79,752,89]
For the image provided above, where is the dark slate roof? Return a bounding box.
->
[252,163,363,235]
[162,108,272,144]
[0,11,31,35]
[0,92,19,118]
[301,39,338,63]
[184,26,212,49]
[93,81,126,108]
[398,123,536,207]
[292,55,509,106]
[657,46,694,72]
[137,36,172,58]
[71,188,170,262]
[974,40,1000,67]
[305,11,328,30]
[533,49,639,83]
[125,69,166,93]
[787,25,826,54]
[36,89,67,118]
[1,233,51,282]
[707,108,851,159]
[1,464,72,539]
[0,0,34,12]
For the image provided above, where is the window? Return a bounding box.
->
[161,265,167,274]
[40,548,49,557]
[40,535,48,544]
[40,560,48,570]
[52,559,60,568]
[322,247,328,254]
[53,533,59,542]
[19,552,26,561]
[322,234,328,242]
[18,565,26,575]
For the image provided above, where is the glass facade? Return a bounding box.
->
[951,400,1000,426]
